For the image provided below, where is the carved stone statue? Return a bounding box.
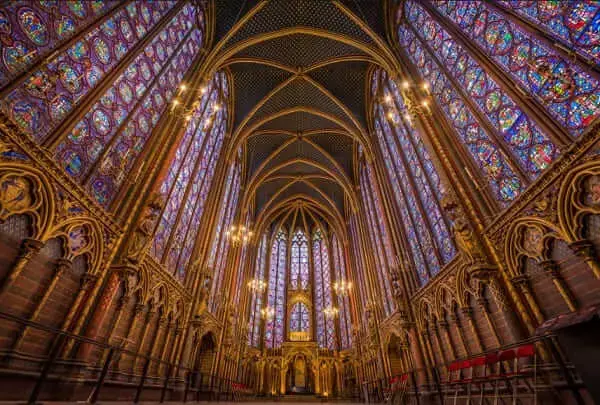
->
[196,273,212,316]
[389,268,404,304]
[126,193,164,263]
[224,312,236,346]
[441,194,486,265]
[365,307,378,348]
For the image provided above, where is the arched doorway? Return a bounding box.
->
[192,332,217,388]
[287,354,312,394]
[387,334,405,376]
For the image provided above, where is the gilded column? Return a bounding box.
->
[461,306,483,353]
[449,313,470,356]
[511,275,545,326]
[114,303,145,371]
[477,297,501,347]
[61,273,97,332]
[408,327,430,386]
[437,321,456,360]
[157,322,176,376]
[96,294,130,366]
[149,316,169,375]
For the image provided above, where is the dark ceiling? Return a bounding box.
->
[212,0,388,231]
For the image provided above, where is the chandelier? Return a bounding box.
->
[247,278,267,293]
[323,306,339,319]
[226,224,253,246]
[261,306,275,320]
[333,280,352,296]
[383,80,432,125]
[170,82,222,124]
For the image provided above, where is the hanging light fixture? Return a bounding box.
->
[382,83,432,125]
[226,224,253,246]
[333,280,352,296]
[261,306,275,320]
[247,278,267,293]
[323,306,339,319]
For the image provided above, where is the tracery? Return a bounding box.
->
[265,228,287,349]
[313,228,335,350]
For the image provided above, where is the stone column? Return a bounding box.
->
[511,275,545,326]
[13,258,71,352]
[461,306,483,353]
[0,238,45,296]
[132,309,156,372]
[569,240,600,279]
[477,297,501,347]
[541,260,578,312]
[60,273,98,357]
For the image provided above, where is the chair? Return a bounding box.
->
[453,360,472,405]
[514,344,537,405]
[475,352,499,405]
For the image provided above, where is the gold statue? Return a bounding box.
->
[196,273,212,316]
[126,193,164,263]
[442,194,485,265]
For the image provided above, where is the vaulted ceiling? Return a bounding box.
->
[209,0,395,233]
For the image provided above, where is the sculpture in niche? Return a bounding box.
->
[390,267,403,302]
[126,192,164,263]
[224,312,236,346]
[196,272,212,316]
[441,193,486,265]
[365,305,379,348]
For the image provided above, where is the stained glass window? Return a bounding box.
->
[348,214,369,318]
[372,69,457,285]
[248,233,268,347]
[430,0,600,135]
[313,228,335,349]
[0,0,120,87]
[402,1,559,183]
[359,160,396,316]
[150,70,229,282]
[208,158,241,311]
[332,234,352,349]
[265,228,287,349]
[290,229,310,289]
[496,1,600,66]
[4,1,178,141]
[289,302,310,333]
[397,15,524,204]
[55,4,204,207]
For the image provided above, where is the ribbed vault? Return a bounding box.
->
[207,0,395,227]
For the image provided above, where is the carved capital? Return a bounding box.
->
[540,260,561,278]
[79,273,98,291]
[20,238,45,257]
[134,303,146,315]
[54,258,72,275]
[511,275,531,293]
[117,295,130,309]
[569,240,597,260]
